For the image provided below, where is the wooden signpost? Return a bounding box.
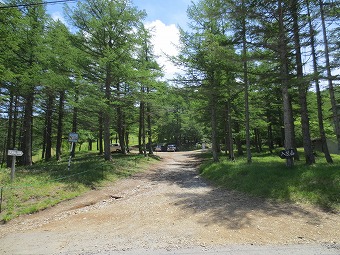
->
[68,133,79,171]
[7,149,23,182]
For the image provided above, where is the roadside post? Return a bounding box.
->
[0,187,3,213]
[68,133,79,171]
[8,148,23,182]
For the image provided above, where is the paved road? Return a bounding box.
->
[100,244,340,255]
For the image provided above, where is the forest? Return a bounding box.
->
[0,0,339,168]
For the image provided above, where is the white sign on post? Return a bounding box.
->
[8,150,23,156]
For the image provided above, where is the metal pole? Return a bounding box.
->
[0,187,3,213]
[68,142,74,171]
[10,155,16,182]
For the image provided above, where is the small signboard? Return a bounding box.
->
[8,150,23,156]
[279,149,295,159]
[68,133,79,143]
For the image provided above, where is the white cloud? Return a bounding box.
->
[145,20,181,81]
[51,11,66,24]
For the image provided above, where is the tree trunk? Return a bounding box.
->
[147,100,153,155]
[291,0,315,165]
[117,106,126,154]
[226,100,234,161]
[21,92,34,166]
[71,93,78,158]
[319,0,340,152]
[306,0,332,163]
[278,0,294,167]
[98,112,103,155]
[211,99,219,162]
[6,92,14,168]
[267,122,274,154]
[138,99,144,155]
[56,90,65,161]
[103,65,112,161]
[242,0,252,163]
[44,94,54,161]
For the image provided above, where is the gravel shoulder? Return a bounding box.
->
[0,151,339,254]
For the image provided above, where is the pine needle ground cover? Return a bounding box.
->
[0,152,158,222]
[199,153,340,212]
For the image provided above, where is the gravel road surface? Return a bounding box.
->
[0,151,339,254]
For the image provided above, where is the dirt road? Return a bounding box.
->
[0,151,339,254]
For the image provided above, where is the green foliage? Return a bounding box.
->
[200,152,340,212]
[0,152,157,222]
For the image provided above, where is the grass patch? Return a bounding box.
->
[199,152,340,212]
[0,152,158,222]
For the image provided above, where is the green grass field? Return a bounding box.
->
[199,152,340,212]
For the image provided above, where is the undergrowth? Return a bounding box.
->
[199,152,340,212]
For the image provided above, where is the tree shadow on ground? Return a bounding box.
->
[145,151,323,230]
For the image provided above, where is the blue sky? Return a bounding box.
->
[133,0,192,27]
[47,0,194,80]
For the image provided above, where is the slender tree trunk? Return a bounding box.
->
[278,0,294,167]
[117,106,126,154]
[291,0,315,164]
[141,101,147,157]
[306,0,332,163]
[71,93,78,158]
[226,100,234,161]
[42,118,47,160]
[44,94,54,161]
[103,65,112,161]
[267,121,274,154]
[235,122,243,156]
[6,92,14,168]
[138,100,144,155]
[147,99,153,155]
[211,100,219,162]
[210,74,219,162]
[21,92,34,166]
[242,0,252,163]
[98,112,103,155]
[319,0,340,151]
[56,90,65,161]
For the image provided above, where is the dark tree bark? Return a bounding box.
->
[21,92,34,166]
[44,93,54,161]
[71,92,78,158]
[291,0,315,165]
[319,0,340,151]
[278,0,294,167]
[98,112,104,155]
[226,100,234,161]
[306,0,332,163]
[56,90,65,161]
[138,99,144,155]
[117,105,126,154]
[147,100,153,155]
[6,92,14,168]
[103,65,112,161]
[242,0,252,163]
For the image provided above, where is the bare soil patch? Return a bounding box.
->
[0,151,339,254]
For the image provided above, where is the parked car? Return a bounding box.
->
[167,144,177,152]
[154,144,162,152]
[110,143,121,153]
